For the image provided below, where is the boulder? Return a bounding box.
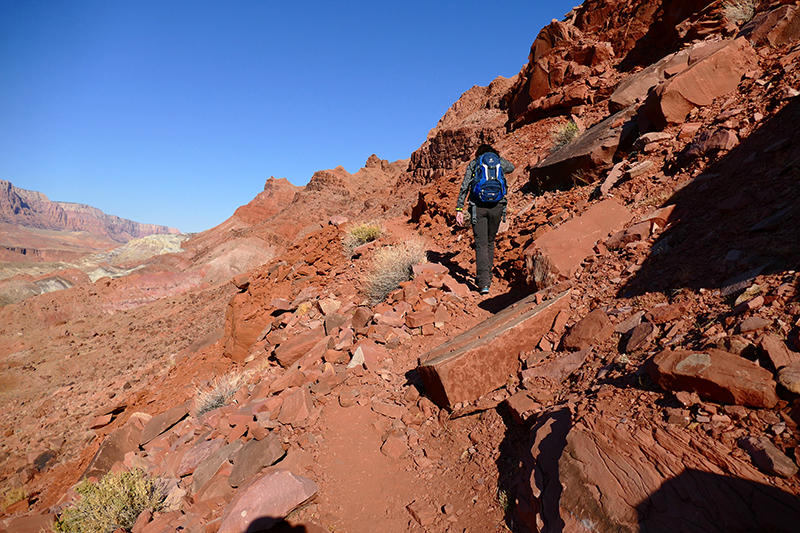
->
[219,470,317,533]
[80,421,143,481]
[739,436,799,478]
[738,4,800,46]
[528,108,638,191]
[273,327,326,368]
[515,407,800,532]
[638,38,758,131]
[417,289,570,409]
[139,401,192,446]
[228,432,285,488]
[562,309,614,351]
[648,349,779,408]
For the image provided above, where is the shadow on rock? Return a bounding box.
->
[619,96,800,299]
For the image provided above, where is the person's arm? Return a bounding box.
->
[455,161,475,225]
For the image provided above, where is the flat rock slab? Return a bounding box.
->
[229,432,286,488]
[639,37,758,130]
[81,421,142,480]
[648,349,779,409]
[274,327,326,368]
[219,469,318,533]
[139,401,192,446]
[515,406,800,532]
[739,435,799,478]
[417,289,570,409]
[525,199,632,286]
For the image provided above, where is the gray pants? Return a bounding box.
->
[471,202,503,288]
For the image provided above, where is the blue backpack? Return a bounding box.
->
[471,152,507,203]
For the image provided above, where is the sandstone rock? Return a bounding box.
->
[0,513,55,533]
[525,199,633,287]
[758,333,800,370]
[505,392,542,424]
[625,321,658,352]
[277,387,313,427]
[81,421,143,480]
[176,437,226,478]
[273,327,325,368]
[685,128,739,159]
[738,4,800,46]
[777,362,800,394]
[350,339,388,370]
[646,303,685,324]
[192,440,244,493]
[381,434,409,459]
[739,436,799,478]
[139,401,192,446]
[648,349,779,408]
[228,432,285,488]
[418,289,569,409]
[528,108,638,190]
[515,407,800,532]
[638,38,758,131]
[605,221,651,248]
[406,500,438,527]
[218,470,317,533]
[562,308,613,351]
[739,316,772,333]
[614,310,644,335]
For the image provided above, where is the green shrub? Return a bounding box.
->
[551,120,580,153]
[365,239,427,303]
[343,221,384,256]
[723,0,757,24]
[194,372,246,417]
[54,469,166,533]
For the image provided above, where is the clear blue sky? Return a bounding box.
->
[1,1,580,233]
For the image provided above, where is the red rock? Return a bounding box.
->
[218,470,317,533]
[758,333,800,370]
[0,513,55,533]
[646,303,685,324]
[381,434,409,459]
[352,306,373,329]
[228,432,285,488]
[625,321,658,352]
[192,441,244,494]
[739,436,799,478]
[277,387,313,427]
[738,317,772,333]
[515,407,800,532]
[270,297,293,311]
[526,348,592,386]
[81,420,143,480]
[505,392,541,424]
[89,413,114,429]
[351,339,388,370]
[406,500,437,526]
[777,362,800,394]
[139,401,192,445]
[273,327,325,368]
[418,289,570,409]
[406,310,436,328]
[648,349,779,409]
[562,309,613,351]
[739,4,800,46]
[441,275,470,298]
[639,38,758,130]
[525,200,632,286]
[606,221,651,248]
[372,401,406,419]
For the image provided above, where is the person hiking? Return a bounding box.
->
[455,143,515,294]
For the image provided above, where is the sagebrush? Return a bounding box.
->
[53,469,165,533]
[365,239,427,303]
[194,372,246,417]
[342,221,384,256]
[723,0,757,24]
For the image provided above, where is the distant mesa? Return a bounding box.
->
[0,179,180,243]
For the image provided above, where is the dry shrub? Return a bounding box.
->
[342,221,384,256]
[54,469,166,533]
[1,486,26,511]
[365,239,427,303]
[723,0,757,24]
[551,120,580,153]
[194,372,246,417]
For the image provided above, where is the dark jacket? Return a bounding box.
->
[456,156,515,212]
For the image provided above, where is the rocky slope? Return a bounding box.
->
[2,1,800,532]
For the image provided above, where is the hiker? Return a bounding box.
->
[455,144,514,294]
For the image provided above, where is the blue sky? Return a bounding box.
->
[1,1,580,233]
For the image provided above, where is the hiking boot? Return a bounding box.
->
[479,286,490,295]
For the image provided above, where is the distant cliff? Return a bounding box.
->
[0,180,180,243]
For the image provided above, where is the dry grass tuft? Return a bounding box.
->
[723,0,757,24]
[551,120,580,153]
[194,372,246,417]
[343,221,384,256]
[365,239,427,303]
[53,469,166,533]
